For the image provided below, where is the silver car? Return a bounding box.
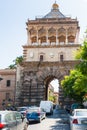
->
[70,109,87,130]
[0,110,28,130]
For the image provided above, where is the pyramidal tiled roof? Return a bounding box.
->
[43,2,66,19]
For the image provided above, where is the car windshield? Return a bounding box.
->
[76,111,87,116]
[18,108,27,111]
[29,107,40,112]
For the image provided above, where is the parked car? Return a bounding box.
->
[0,110,28,130]
[17,106,29,118]
[71,103,84,112]
[64,104,71,113]
[70,109,87,130]
[26,106,46,123]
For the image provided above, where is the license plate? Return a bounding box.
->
[82,120,87,124]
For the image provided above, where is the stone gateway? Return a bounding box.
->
[15,2,80,106]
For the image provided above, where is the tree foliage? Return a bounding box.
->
[13,56,23,65]
[8,56,23,69]
[75,40,87,75]
[8,64,16,69]
[61,40,87,102]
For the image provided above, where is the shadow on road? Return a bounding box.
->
[47,109,70,130]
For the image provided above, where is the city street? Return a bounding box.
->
[27,108,70,130]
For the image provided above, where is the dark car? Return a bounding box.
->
[64,104,71,113]
[26,106,46,123]
[17,106,29,118]
[71,103,84,112]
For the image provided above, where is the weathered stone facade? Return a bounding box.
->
[15,61,79,106]
[15,2,80,106]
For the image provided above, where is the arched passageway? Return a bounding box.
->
[43,76,59,104]
[15,61,78,107]
[15,65,64,106]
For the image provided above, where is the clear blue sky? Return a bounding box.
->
[0,0,87,69]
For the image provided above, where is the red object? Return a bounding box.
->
[0,123,5,128]
[73,119,78,124]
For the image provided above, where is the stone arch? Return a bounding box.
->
[36,67,65,102]
[58,27,66,36]
[68,35,75,43]
[30,28,37,36]
[15,61,77,107]
[38,27,46,43]
[48,28,56,43]
[37,67,63,82]
[67,27,75,36]
[58,35,66,43]
[48,27,56,36]
[31,36,37,43]
[38,27,46,37]
[30,28,37,43]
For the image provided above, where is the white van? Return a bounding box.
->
[40,100,53,115]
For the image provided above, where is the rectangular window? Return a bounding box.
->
[60,55,63,61]
[7,80,11,87]
[40,55,43,61]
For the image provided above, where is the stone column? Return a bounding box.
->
[65,29,68,44]
[46,29,49,44]
[37,29,38,44]
[56,29,59,45]
[27,29,31,45]
[38,39,41,45]
[75,28,80,44]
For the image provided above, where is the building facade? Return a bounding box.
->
[0,69,16,109]
[15,2,80,106]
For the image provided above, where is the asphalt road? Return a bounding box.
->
[27,108,70,130]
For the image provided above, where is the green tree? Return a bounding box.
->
[8,64,16,69]
[8,56,23,69]
[61,70,86,102]
[13,56,23,65]
[48,95,56,103]
[61,39,87,102]
[76,40,87,75]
